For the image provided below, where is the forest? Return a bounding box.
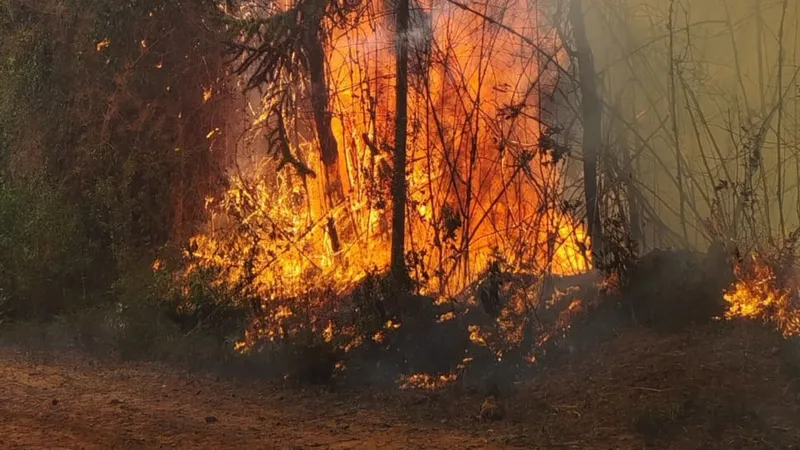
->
[1,0,800,448]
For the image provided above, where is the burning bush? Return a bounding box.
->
[724,234,800,337]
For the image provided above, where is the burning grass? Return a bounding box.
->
[163,217,800,393]
[161,250,604,387]
[724,251,800,337]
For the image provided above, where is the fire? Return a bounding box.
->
[556,299,583,331]
[203,87,213,103]
[323,321,335,342]
[371,330,386,343]
[468,324,488,347]
[321,0,588,286]
[96,38,110,52]
[725,255,783,319]
[549,217,591,276]
[183,0,592,351]
[724,253,800,336]
[399,372,458,390]
[436,311,455,323]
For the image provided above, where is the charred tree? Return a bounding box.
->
[569,0,603,258]
[228,0,343,204]
[390,0,411,285]
[300,0,343,205]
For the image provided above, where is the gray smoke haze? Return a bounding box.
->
[578,0,800,250]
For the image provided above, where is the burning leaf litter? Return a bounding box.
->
[399,373,458,390]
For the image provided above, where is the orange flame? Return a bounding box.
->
[399,372,458,390]
[724,253,800,336]
[185,0,591,343]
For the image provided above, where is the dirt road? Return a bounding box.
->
[3,323,798,449]
[0,348,515,450]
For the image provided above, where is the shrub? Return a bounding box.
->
[0,178,95,317]
[1,0,232,317]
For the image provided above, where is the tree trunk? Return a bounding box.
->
[390,0,410,284]
[301,0,344,207]
[620,123,643,251]
[569,0,603,258]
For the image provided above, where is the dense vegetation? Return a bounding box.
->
[0,0,230,319]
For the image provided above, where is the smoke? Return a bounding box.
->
[579,0,800,250]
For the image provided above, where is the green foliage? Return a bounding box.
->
[155,265,249,340]
[0,0,232,318]
[0,178,94,317]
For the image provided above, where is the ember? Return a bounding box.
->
[399,372,458,390]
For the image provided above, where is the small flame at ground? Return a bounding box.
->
[399,373,458,390]
[96,38,110,52]
[724,253,800,336]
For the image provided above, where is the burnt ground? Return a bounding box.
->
[1,321,799,449]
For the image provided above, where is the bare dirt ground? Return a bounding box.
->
[0,347,518,450]
[1,322,799,449]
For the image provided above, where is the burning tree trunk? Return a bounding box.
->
[300,0,344,206]
[390,0,411,284]
[228,0,344,207]
[569,0,603,258]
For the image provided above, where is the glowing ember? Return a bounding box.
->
[468,325,488,347]
[399,372,458,390]
[343,335,363,353]
[323,322,335,343]
[96,38,110,52]
[385,320,401,330]
[371,331,386,344]
[233,340,247,352]
[436,311,456,323]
